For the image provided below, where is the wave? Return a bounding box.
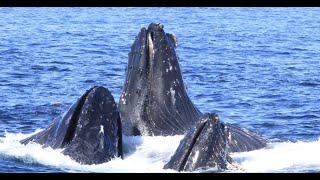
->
[299,82,320,87]
[0,131,320,173]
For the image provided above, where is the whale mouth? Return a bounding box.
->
[147,29,155,64]
[21,85,123,165]
[164,113,228,172]
[177,119,209,171]
[19,86,98,147]
[178,114,221,171]
[61,86,96,146]
[139,23,178,81]
[122,23,180,135]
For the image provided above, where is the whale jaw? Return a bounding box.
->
[164,113,230,172]
[164,113,268,172]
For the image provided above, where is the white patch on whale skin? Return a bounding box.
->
[98,126,105,149]
[121,92,127,105]
[170,87,176,105]
[147,33,154,61]
[168,61,173,71]
[192,150,200,166]
[99,125,104,135]
[228,131,232,142]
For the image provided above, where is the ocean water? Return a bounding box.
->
[0,7,319,173]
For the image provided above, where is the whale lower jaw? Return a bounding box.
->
[164,113,229,172]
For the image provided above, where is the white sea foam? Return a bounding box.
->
[0,131,319,173]
[0,131,181,173]
[231,139,320,172]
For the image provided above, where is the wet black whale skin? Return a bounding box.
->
[21,86,122,165]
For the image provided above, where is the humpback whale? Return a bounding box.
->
[21,86,122,165]
[164,113,230,172]
[119,23,202,136]
[164,114,267,172]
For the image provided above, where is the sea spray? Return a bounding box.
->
[1,131,320,172]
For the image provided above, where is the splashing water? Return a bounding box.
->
[0,131,320,173]
[0,131,180,173]
[231,139,320,172]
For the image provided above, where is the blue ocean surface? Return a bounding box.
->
[0,7,319,173]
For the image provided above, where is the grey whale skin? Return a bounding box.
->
[119,23,202,136]
[21,86,122,165]
[118,23,267,171]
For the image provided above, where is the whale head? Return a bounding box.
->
[119,23,201,136]
[164,113,230,172]
[21,86,122,165]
